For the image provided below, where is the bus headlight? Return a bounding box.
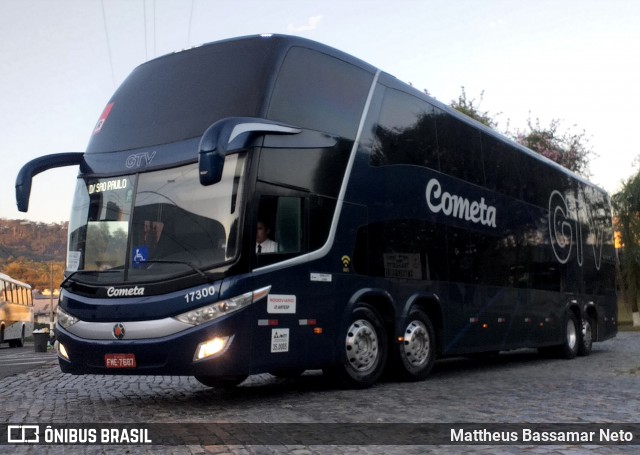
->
[57,341,70,361]
[57,307,79,329]
[174,286,271,326]
[194,336,231,361]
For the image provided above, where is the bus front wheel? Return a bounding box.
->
[325,304,388,388]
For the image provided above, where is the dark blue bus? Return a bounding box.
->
[16,34,617,388]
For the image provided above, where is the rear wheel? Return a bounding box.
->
[194,374,248,389]
[560,312,579,359]
[577,315,594,357]
[546,311,579,359]
[395,309,436,381]
[325,305,388,388]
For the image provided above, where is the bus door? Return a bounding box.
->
[250,193,338,373]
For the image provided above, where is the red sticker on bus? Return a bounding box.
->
[93,102,114,135]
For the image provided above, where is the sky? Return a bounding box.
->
[1,0,639,223]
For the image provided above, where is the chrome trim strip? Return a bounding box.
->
[255,69,382,274]
[66,317,192,340]
[229,122,300,143]
[65,285,272,340]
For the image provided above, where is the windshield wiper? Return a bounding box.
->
[60,269,122,288]
[138,260,207,277]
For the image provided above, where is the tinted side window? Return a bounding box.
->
[370,88,439,170]
[482,134,523,200]
[483,132,574,208]
[353,220,448,282]
[258,140,352,198]
[268,47,373,139]
[255,193,336,268]
[435,110,484,186]
[257,196,303,256]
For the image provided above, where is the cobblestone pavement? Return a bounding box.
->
[1,332,638,454]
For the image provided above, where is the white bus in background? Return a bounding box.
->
[0,273,34,347]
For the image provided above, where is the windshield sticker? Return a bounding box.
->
[88,178,128,195]
[267,295,296,314]
[67,251,81,272]
[93,102,114,135]
[132,246,148,268]
[271,328,290,353]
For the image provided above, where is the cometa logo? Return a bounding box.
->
[106,286,145,297]
[426,178,497,228]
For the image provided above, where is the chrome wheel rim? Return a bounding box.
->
[403,320,430,368]
[345,319,379,373]
[566,319,577,350]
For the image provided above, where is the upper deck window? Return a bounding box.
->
[268,47,373,139]
[87,39,277,153]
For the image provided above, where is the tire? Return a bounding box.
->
[194,374,248,389]
[16,326,25,348]
[395,309,436,381]
[325,305,388,389]
[558,311,580,359]
[577,315,594,357]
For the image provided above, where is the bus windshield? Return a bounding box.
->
[66,155,246,284]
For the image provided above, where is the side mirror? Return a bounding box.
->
[16,152,84,212]
[198,117,300,185]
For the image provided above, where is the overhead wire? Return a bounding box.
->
[187,0,195,48]
[153,0,156,58]
[143,0,148,60]
[100,0,116,90]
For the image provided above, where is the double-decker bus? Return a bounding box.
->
[0,273,34,348]
[15,34,617,388]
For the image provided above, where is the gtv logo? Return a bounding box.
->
[7,425,40,443]
[548,189,606,270]
[125,151,156,169]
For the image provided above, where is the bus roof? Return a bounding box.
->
[89,33,604,195]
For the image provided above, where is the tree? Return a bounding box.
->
[449,87,594,177]
[514,117,594,177]
[450,86,499,129]
[612,172,640,326]
[1,257,65,291]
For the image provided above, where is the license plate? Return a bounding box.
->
[105,353,137,369]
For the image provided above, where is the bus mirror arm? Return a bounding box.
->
[198,117,301,186]
[15,152,84,212]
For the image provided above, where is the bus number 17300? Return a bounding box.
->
[184,286,216,304]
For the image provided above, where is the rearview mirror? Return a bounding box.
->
[198,117,300,185]
[16,152,84,212]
